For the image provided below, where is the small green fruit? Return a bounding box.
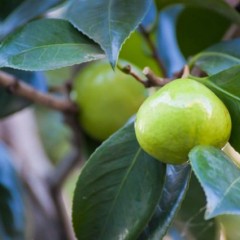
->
[135,78,231,164]
[73,60,147,141]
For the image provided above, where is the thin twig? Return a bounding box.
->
[139,25,167,77]
[143,67,172,86]
[119,64,172,87]
[0,70,77,113]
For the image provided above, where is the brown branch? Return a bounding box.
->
[143,67,172,86]
[139,25,167,77]
[119,64,172,87]
[0,70,77,113]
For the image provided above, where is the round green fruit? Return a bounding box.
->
[73,60,147,141]
[135,78,231,164]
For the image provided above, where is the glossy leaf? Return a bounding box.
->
[139,164,191,240]
[66,0,151,67]
[72,123,166,240]
[0,69,46,118]
[0,19,105,71]
[176,7,230,58]
[189,39,240,75]
[195,66,240,152]
[0,0,65,39]
[155,0,240,24]
[0,142,26,239]
[189,145,240,219]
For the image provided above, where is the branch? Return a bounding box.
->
[139,25,167,77]
[0,70,77,113]
[119,64,172,87]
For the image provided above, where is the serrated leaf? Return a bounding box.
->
[155,0,240,25]
[0,19,104,71]
[195,66,240,153]
[138,164,191,240]
[189,145,240,219]
[0,0,65,39]
[0,69,46,118]
[189,39,240,75]
[66,0,151,67]
[72,123,166,240]
[0,142,26,239]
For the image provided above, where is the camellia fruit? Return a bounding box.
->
[135,78,231,164]
[73,60,147,141]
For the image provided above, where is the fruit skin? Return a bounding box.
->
[135,78,231,164]
[73,60,147,141]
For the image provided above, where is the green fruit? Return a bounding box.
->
[135,78,231,164]
[73,60,147,141]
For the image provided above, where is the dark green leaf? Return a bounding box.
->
[189,145,240,219]
[0,0,21,20]
[194,66,240,152]
[189,39,240,75]
[139,164,191,240]
[66,0,151,67]
[72,123,166,240]
[176,174,217,240]
[176,7,230,58]
[0,19,104,71]
[0,69,46,118]
[155,0,240,24]
[0,0,65,39]
[0,142,25,239]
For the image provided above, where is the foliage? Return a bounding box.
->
[0,0,240,239]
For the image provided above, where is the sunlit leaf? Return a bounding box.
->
[189,145,240,219]
[0,19,104,71]
[66,0,151,67]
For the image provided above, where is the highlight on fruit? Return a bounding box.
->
[135,78,232,164]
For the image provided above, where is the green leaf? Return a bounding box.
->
[139,164,191,240]
[0,19,104,71]
[0,0,21,20]
[176,174,217,240]
[65,0,152,67]
[0,0,65,39]
[189,39,240,75]
[176,7,230,58]
[0,142,26,239]
[155,0,240,24]
[0,69,46,118]
[72,123,166,240]
[189,145,240,219]
[195,66,240,153]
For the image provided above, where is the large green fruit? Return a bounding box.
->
[135,78,231,164]
[73,60,147,141]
